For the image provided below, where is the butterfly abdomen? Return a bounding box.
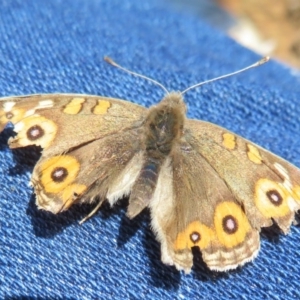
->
[140,160,160,186]
[127,157,162,219]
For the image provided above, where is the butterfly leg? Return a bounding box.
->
[79,199,105,224]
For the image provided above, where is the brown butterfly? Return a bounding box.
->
[1,57,299,273]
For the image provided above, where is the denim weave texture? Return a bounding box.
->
[0,0,300,299]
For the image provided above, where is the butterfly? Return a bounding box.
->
[0,57,299,273]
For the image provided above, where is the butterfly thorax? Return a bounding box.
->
[127,92,186,218]
[144,92,186,157]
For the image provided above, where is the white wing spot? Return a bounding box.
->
[37,100,54,108]
[274,163,293,192]
[14,121,24,132]
[3,102,16,112]
[24,109,36,118]
[274,163,289,180]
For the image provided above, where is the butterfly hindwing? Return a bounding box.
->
[150,138,260,272]
[31,128,144,213]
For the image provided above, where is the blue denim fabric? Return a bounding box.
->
[0,0,300,299]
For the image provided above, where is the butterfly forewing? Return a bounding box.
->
[0,94,146,156]
[0,94,146,212]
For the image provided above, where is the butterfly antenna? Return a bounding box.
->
[181,56,270,95]
[104,56,170,95]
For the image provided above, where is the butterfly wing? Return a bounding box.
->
[149,119,300,272]
[0,94,147,212]
[0,94,146,155]
[187,120,300,232]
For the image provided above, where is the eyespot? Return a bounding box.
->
[13,115,57,148]
[222,215,238,235]
[174,221,215,250]
[214,201,251,248]
[40,155,81,194]
[0,108,25,125]
[51,167,68,183]
[254,179,290,218]
[266,190,283,206]
[5,112,14,119]
[189,231,201,243]
[27,125,45,141]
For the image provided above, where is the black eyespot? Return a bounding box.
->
[266,189,283,206]
[190,231,201,243]
[27,125,45,141]
[51,167,68,183]
[222,215,238,234]
[5,112,13,119]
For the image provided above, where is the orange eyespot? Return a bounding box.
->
[255,179,290,218]
[214,201,251,248]
[40,155,81,194]
[13,115,57,148]
[174,221,215,250]
[0,108,26,125]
